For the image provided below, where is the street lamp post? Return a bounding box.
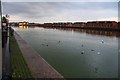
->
[2,16,8,48]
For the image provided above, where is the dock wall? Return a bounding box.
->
[14,32,64,78]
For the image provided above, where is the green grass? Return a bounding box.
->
[10,33,33,79]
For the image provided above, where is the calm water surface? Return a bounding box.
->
[14,27,118,78]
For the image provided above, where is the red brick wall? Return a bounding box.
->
[86,21,118,29]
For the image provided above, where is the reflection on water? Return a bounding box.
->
[14,27,118,78]
[19,26,29,29]
[17,26,120,37]
[46,27,120,37]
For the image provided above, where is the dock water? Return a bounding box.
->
[14,32,64,78]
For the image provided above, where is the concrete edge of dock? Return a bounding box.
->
[14,32,64,78]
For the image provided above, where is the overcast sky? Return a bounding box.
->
[2,2,118,23]
[2,0,120,2]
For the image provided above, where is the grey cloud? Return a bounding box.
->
[3,2,63,18]
[3,0,119,2]
[2,2,118,22]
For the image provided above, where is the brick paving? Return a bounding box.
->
[14,32,64,78]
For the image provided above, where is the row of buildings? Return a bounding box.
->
[9,21,40,26]
[44,21,119,29]
[44,22,85,27]
[9,21,119,29]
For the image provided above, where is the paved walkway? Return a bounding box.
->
[14,32,64,78]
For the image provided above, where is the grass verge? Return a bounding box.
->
[10,33,33,79]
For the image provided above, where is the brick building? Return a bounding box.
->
[73,22,86,27]
[85,21,118,29]
[19,21,29,26]
[66,22,73,27]
[44,23,53,27]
